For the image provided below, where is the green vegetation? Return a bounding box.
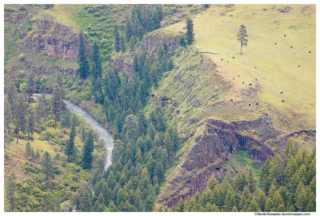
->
[171,145,316,212]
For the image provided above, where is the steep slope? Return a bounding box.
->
[128,4,316,207]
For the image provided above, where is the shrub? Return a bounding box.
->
[46,119,55,127]
[4,152,10,160]
[33,173,46,183]
[4,7,15,12]
[19,5,27,11]
[22,162,41,174]
[52,166,62,174]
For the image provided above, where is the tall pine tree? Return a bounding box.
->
[78,30,89,79]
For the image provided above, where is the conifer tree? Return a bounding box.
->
[6,78,16,106]
[14,91,27,143]
[27,106,35,141]
[129,36,136,51]
[138,110,147,135]
[65,115,76,162]
[81,125,86,142]
[237,25,248,55]
[295,184,307,211]
[112,140,124,164]
[164,132,173,154]
[25,142,31,157]
[306,192,316,212]
[247,199,261,212]
[207,174,219,191]
[114,24,120,52]
[91,40,102,79]
[186,17,195,45]
[177,197,184,212]
[27,73,34,105]
[120,34,126,52]
[4,98,12,143]
[223,190,237,211]
[123,114,138,141]
[80,190,92,211]
[52,83,61,130]
[78,30,89,79]
[82,130,94,170]
[167,58,174,71]
[35,98,43,135]
[125,15,133,43]
[265,197,273,212]
[41,151,53,179]
[246,166,256,193]
[5,172,16,212]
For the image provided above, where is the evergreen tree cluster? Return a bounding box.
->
[171,143,316,212]
[114,5,164,53]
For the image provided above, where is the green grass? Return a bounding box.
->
[161,4,315,132]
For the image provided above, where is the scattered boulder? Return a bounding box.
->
[242,82,244,84]
[221,59,223,61]
[230,99,233,101]
[249,104,251,106]
[284,34,286,37]
[232,57,235,59]
[233,77,234,80]
[280,92,283,94]
[256,103,259,105]
[298,65,300,67]
[255,78,257,81]
[238,75,240,77]
[275,42,277,45]
[309,51,311,53]
[290,46,293,48]
[249,83,252,86]
[281,100,285,102]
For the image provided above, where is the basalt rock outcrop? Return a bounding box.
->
[157,117,277,207]
[25,20,91,60]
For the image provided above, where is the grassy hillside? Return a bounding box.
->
[145,4,316,207]
[161,4,315,132]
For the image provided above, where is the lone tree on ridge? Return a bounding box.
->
[237,25,248,55]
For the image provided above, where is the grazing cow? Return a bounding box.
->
[228,61,229,63]
[266,114,268,116]
[290,46,293,48]
[254,67,256,68]
[309,51,311,53]
[230,99,233,101]
[233,78,234,80]
[255,78,257,81]
[281,100,285,102]
[221,59,223,61]
[275,42,277,45]
[284,34,286,37]
[242,82,244,84]
[298,65,300,67]
[249,104,251,106]
[233,57,235,59]
[280,92,283,94]
[238,75,240,77]
[249,83,252,86]
[256,103,259,105]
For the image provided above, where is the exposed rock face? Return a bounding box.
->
[25,20,91,60]
[158,117,277,207]
[111,32,179,75]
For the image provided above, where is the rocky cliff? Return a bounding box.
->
[24,20,91,60]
